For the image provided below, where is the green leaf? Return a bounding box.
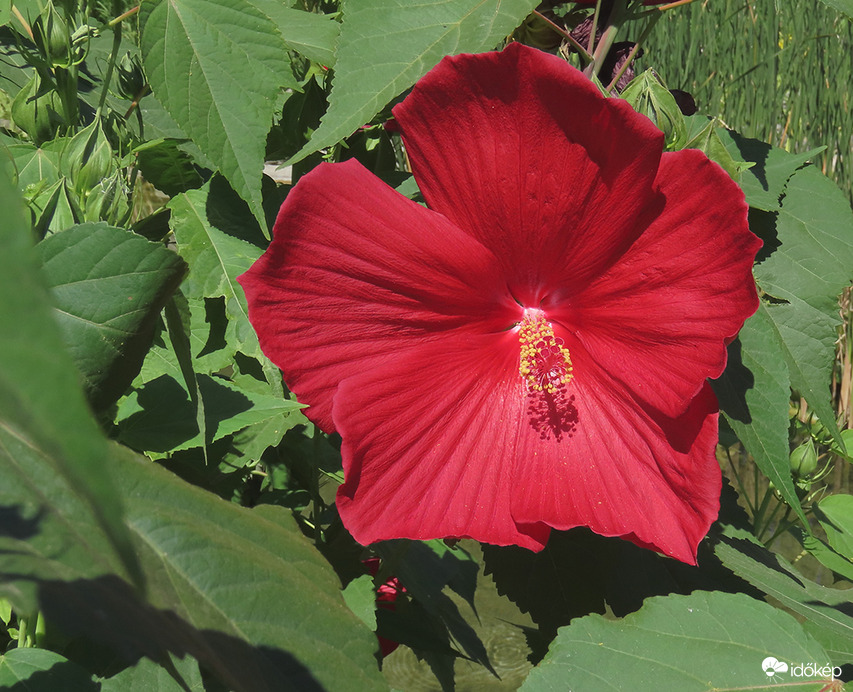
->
[291,0,540,163]
[116,373,302,453]
[792,528,853,582]
[246,1,340,66]
[755,165,853,306]
[816,0,853,19]
[0,648,97,691]
[763,297,843,446]
[343,574,377,631]
[134,138,205,197]
[34,222,187,410]
[683,117,752,181]
[520,590,835,692]
[0,159,142,599]
[2,440,388,691]
[715,525,853,665]
[717,129,820,211]
[167,182,265,358]
[711,305,806,525]
[139,0,296,230]
[99,654,204,691]
[815,494,853,561]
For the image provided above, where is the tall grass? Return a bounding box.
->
[650,0,853,201]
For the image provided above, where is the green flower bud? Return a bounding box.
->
[33,1,72,68]
[116,52,147,100]
[84,170,130,225]
[790,440,818,480]
[62,118,114,195]
[621,69,688,151]
[11,74,64,144]
[29,177,82,236]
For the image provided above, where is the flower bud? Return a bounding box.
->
[84,170,130,225]
[621,69,687,151]
[62,118,114,196]
[116,51,147,100]
[11,74,64,144]
[33,1,72,68]
[790,440,818,480]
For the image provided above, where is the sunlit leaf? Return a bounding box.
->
[35,222,187,410]
[520,590,834,692]
[139,0,295,229]
[712,305,806,525]
[290,0,540,163]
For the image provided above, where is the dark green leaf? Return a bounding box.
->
[139,0,296,229]
[116,373,302,453]
[0,160,142,598]
[134,139,205,197]
[291,0,540,163]
[35,222,187,410]
[520,590,835,692]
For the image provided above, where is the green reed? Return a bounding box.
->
[649,0,852,202]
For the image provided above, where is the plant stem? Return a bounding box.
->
[97,2,123,116]
[606,10,661,92]
[108,4,139,27]
[532,10,592,62]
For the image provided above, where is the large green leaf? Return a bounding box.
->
[139,0,295,230]
[291,0,540,163]
[1,438,388,691]
[35,222,187,410]
[167,182,264,358]
[520,591,835,692]
[0,160,141,598]
[749,165,853,442]
[712,305,806,525]
[715,525,853,664]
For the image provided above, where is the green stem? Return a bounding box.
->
[97,4,123,117]
[605,10,661,92]
[590,0,628,82]
[752,484,777,538]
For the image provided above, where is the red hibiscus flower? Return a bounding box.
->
[239,43,760,564]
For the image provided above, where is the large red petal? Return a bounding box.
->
[392,42,665,306]
[238,159,516,430]
[509,347,722,565]
[547,150,761,418]
[333,331,552,552]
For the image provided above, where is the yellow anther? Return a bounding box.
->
[518,309,573,395]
